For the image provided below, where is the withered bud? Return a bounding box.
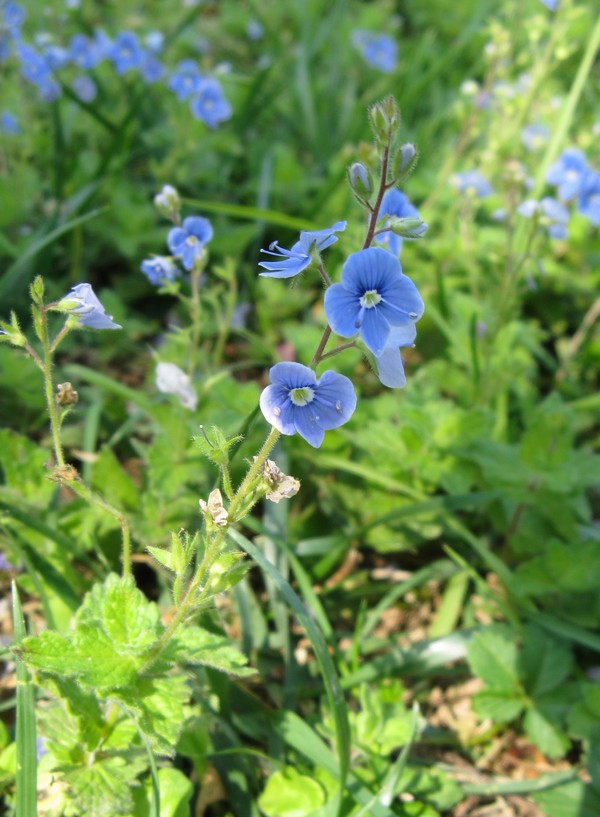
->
[262,459,301,503]
[56,382,79,406]
[199,488,229,527]
[49,464,80,483]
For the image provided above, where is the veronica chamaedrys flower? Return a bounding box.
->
[58,284,121,330]
[517,197,569,239]
[377,189,423,256]
[1,111,20,135]
[155,362,197,410]
[141,256,180,286]
[352,31,397,73]
[167,216,213,270]
[452,170,493,198]
[72,75,97,103]
[260,362,356,448]
[109,31,144,74]
[374,323,417,388]
[168,59,202,100]
[68,33,99,69]
[577,170,600,226]
[3,2,25,35]
[324,247,424,356]
[259,221,347,279]
[140,51,164,84]
[546,148,588,200]
[538,0,558,10]
[190,77,232,128]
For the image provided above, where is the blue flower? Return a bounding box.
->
[140,51,164,83]
[352,31,397,73]
[68,34,99,69]
[377,189,423,256]
[517,197,570,239]
[190,77,232,128]
[259,221,347,279]
[538,0,558,10]
[1,111,20,134]
[168,59,202,100]
[167,216,213,270]
[72,75,97,103]
[2,2,25,35]
[546,148,588,200]
[41,44,70,70]
[109,31,144,75]
[59,284,121,330]
[144,31,164,53]
[247,20,264,40]
[260,362,357,448]
[324,247,424,356]
[521,123,550,152]
[452,170,493,198]
[578,170,600,226]
[141,256,181,285]
[17,42,53,86]
[374,323,417,389]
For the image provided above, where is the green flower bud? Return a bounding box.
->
[368,96,400,144]
[348,162,372,198]
[154,184,181,222]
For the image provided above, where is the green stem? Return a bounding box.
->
[39,307,66,468]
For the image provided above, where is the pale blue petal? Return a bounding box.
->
[269,362,317,389]
[376,346,407,388]
[360,308,390,356]
[293,407,325,448]
[313,371,357,429]
[259,384,296,435]
[324,284,360,338]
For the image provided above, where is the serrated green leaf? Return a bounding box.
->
[170,626,256,677]
[519,626,573,697]
[111,675,190,756]
[73,628,140,690]
[472,689,526,723]
[147,546,177,572]
[63,757,133,817]
[258,767,327,817]
[467,626,520,690]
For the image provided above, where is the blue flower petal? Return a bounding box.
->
[360,307,391,355]
[324,284,360,338]
[312,371,357,429]
[293,407,325,448]
[269,362,317,389]
[259,384,296,435]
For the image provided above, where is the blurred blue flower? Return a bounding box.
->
[352,31,397,73]
[377,189,423,256]
[59,284,121,330]
[0,34,10,62]
[17,41,53,85]
[247,19,264,40]
[167,216,213,270]
[324,247,424,356]
[109,31,144,74]
[141,256,180,285]
[578,170,600,226]
[140,51,164,83]
[452,170,493,198]
[68,33,99,69]
[92,29,113,63]
[2,1,25,34]
[374,322,417,389]
[538,0,558,10]
[517,197,570,239]
[168,59,202,100]
[145,30,164,53]
[521,123,550,152]
[546,148,588,200]
[259,221,347,279]
[1,111,21,134]
[72,74,97,102]
[190,77,232,127]
[41,43,70,69]
[260,362,357,448]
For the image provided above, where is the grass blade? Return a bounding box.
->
[12,581,37,817]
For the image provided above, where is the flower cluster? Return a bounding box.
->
[545,148,600,227]
[0,4,231,128]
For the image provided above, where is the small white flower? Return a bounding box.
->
[155,362,197,411]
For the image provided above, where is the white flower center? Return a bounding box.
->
[289,386,315,406]
[359,289,382,309]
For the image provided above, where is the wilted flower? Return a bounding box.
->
[352,31,398,73]
[260,362,357,448]
[56,382,78,406]
[190,77,232,128]
[259,221,347,279]
[546,148,588,200]
[199,488,228,527]
[324,247,424,356]
[141,256,180,286]
[58,284,121,330]
[452,170,493,198]
[155,362,197,410]
[262,459,300,502]
[167,216,213,270]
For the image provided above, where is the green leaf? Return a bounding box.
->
[523,708,570,760]
[472,690,526,723]
[170,626,256,677]
[13,582,37,817]
[519,626,573,697]
[533,781,600,817]
[133,768,194,817]
[467,625,520,690]
[62,757,133,817]
[90,447,141,511]
[258,767,327,817]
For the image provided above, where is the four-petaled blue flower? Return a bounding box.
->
[546,148,588,200]
[1,111,21,135]
[352,31,398,73]
[578,170,600,226]
[141,256,181,286]
[260,362,357,448]
[324,247,424,356]
[59,284,121,330]
[538,0,558,10]
[374,323,417,389]
[190,77,232,128]
[517,197,570,239]
[259,221,347,279]
[377,189,423,256]
[167,216,214,270]
[109,31,144,75]
[452,170,493,198]
[168,60,203,100]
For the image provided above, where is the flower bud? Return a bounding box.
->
[385,215,428,239]
[154,184,181,222]
[368,96,400,144]
[348,162,372,198]
[0,311,26,348]
[56,382,79,407]
[393,143,418,180]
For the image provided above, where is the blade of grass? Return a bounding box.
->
[12,581,37,817]
[182,198,315,231]
[228,528,350,817]
[429,570,470,639]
